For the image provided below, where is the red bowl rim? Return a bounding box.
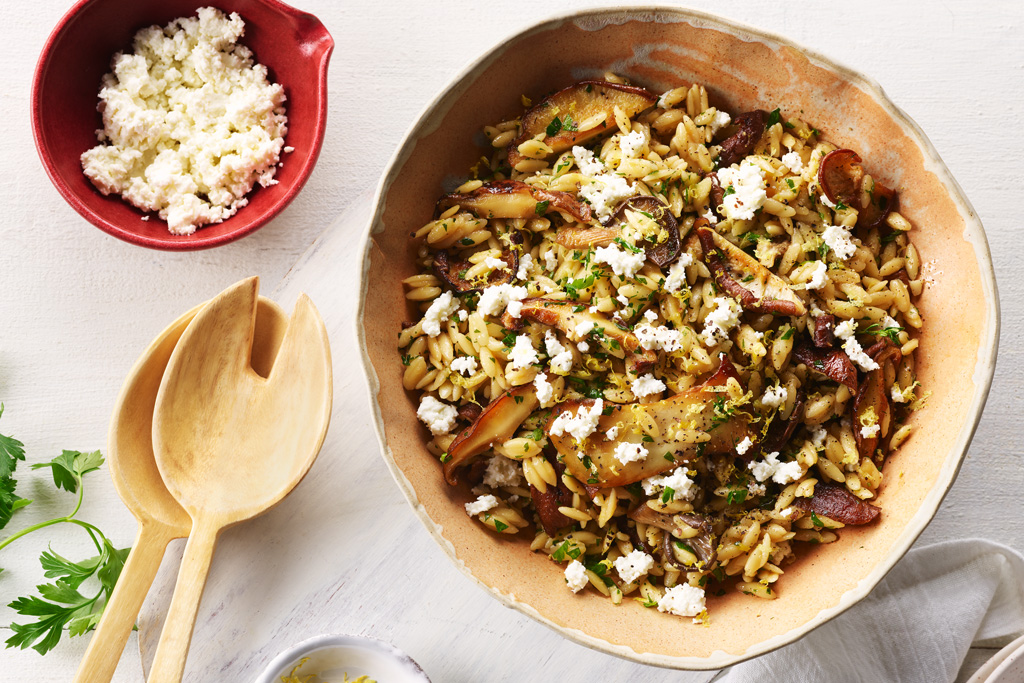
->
[30,0,334,251]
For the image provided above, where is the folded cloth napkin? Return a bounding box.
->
[713,539,1024,683]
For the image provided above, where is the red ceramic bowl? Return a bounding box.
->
[31,0,333,250]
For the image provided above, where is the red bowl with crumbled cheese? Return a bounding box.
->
[31,0,333,250]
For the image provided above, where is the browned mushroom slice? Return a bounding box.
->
[697,225,807,316]
[756,390,806,459]
[858,180,898,231]
[793,344,858,391]
[515,298,641,352]
[612,196,682,266]
[716,110,767,168]
[433,249,518,293]
[625,348,658,377]
[530,456,576,536]
[457,403,482,423]
[628,506,717,567]
[707,172,725,220]
[443,385,539,485]
[546,357,752,488]
[508,81,657,168]
[437,179,591,223]
[818,149,898,230]
[793,483,880,525]
[853,339,902,458]
[813,314,836,349]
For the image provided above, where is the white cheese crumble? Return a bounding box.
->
[716,161,766,220]
[860,423,881,439]
[594,243,646,278]
[664,253,694,293]
[619,129,647,158]
[631,374,666,399]
[700,296,742,347]
[781,151,804,173]
[572,146,635,219]
[515,253,533,280]
[422,291,459,337]
[702,208,719,225]
[565,559,589,593]
[891,384,911,404]
[545,331,574,374]
[484,256,508,271]
[735,436,753,455]
[605,425,620,440]
[613,550,655,584]
[416,395,458,435]
[508,334,539,370]
[635,323,685,353]
[761,384,789,409]
[834,319,880,372]
[483,456,522,488]
[577,341,590,353]
[811,427,828,448]
[642,467,696,500]
[80,8,288,235]
[657,583,706,617]
[574,320,596,338]
[707,110,732,136]
[534,372,555,408]
[465,494,498,516]
[549,399,604,441]
[542,249,559,273]
[613,442,648,465]
[805,260,829,290]
[616,293,630,306]
[456,309,468,322]
[748,451,803,485]
[476,283,529,317]
[450,355,478,376]
[506,301,524,318]
[643,308,659,322]
[821,224,857,260]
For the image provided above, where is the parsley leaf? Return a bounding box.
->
[546,116,563,136]
[535,200,550,215]
[30,450,103,494]
[766,107,782,128]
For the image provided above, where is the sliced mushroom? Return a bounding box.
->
[756,390,806,459]
[817,149,898,230]
[716,110,767,168]
[443,385,539,485]
[457,403,483,423]
[707,172,725,220]
[530,456,575,536]
[853,339,902,458]
[793,483,881,525]
[628,506,717,567]
[625,348,658,378]
[793,344,858,391]
[434,249,518,293]
[546,357,753,488]
[613,196,682,266]
[554,225,619,250]
[508,81,657,168]
[697,224,807,316]
[813,314,836,349]
[437,179,591,223]
[512,298,641,353]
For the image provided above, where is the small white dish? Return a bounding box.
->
[967,634,1024,683]
[254,634,430,683]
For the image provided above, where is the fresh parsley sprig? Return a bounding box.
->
[0,409,129,655]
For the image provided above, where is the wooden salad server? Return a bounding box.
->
[73,296,287,683]
[146,277,332,683]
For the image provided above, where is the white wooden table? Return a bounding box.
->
[1,1,1022,680]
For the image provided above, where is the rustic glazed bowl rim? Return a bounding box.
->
[355,5,999,670]
[253,633,431,683]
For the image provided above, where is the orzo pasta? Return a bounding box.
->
[398,76,926,621]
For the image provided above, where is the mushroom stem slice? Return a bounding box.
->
[434,249,518,293]
[442,385,539,486]
[629,506,718,567]
[515,298,640,355]
[610,196,682,267]
[716,110,767,168]
[437,179,591,223]
[794,483,881,525]
[697,224,807,316]
[508,81,657,168]
[793,344,859,391]
[853,339,902,458]
[554,226,620,249]
[546,357,752,488]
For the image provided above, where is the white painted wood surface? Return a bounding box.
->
[0,0,1021,680]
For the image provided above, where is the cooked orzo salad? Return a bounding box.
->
[398,75,926,622]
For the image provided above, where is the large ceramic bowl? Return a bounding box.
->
[356,7,998,670]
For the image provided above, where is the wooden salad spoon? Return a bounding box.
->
[146,277,332,683]
[74,296,287,683]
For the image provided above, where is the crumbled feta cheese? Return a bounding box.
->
[656,90,675,109]
[805,260,828,290]
[450,355,478,376]
[834,319,858,339]
[613,549,655,584]
[819,193,837,209]
[616,293,630,306]
[549,399,604,441]
[643,308,659,322]
[716,161,766,220]
[484,256,508,270]
[543,249,559,273]
[748,451,804,485]
[545,331,574,374]
[707,110,732,136]
[594,243,646,278]
[748,481,767,496]
[657,583,706,617]
[483,455,522,488]
[631,374,666,399]
[508,334,539,370]
[605,425,620,440]
[702,208,719,225]
[700,296,742,347]
[506,300,523,318]
[891,384,910,403]
[577,341,590,353]
[821,224,857,260]
[421,291,459,337]
[619,129,647,158]
[642,467,696,500]
[881,315,901,331]
[565,559,589,593]
[613,442,648,465]
[588,305,599,314]
[456,309,468,322]
[477,283,529,317]
[572,146,636,219]
[574,320,595,338]
[664,253,694,293]
[534,372,555,407]
[516,253,533,280]
[465,494,498,516]
[635,323,685,353]
[761,384,789,409]
[572,145,606,176]
[834,320,880,371]
[860,423,880,439]
[810,427,827,448]
[781,151,804,173]
[735,436,753,455]
[417,395,458,435]
[80,8,288,235]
